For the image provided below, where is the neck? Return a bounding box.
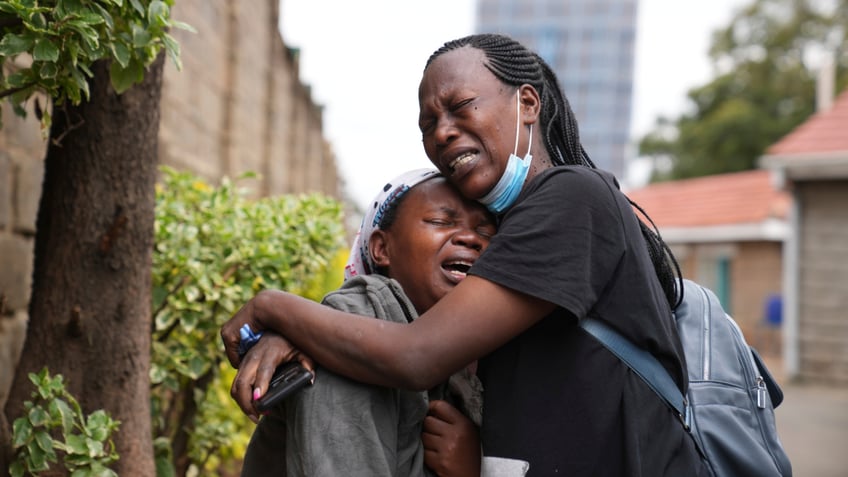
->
[526,151,553,182]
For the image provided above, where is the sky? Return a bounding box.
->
[280,0,747,210]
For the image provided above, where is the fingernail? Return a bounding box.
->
[253,388,261,401]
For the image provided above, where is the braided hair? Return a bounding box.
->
[425,33,683,308]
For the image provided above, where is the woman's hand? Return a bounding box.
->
[229,331,315,423]
[423,399,481,477]
[221,295,263,368]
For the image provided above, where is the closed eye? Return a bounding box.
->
[476,224,496,239]
[451,98,473,112]
[426,218,452,226]
[419,119,435,134]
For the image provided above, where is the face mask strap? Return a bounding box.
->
[513,90,533,158]
[513,91,521,156]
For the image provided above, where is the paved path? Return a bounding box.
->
[763,351,848,477]
[775,381,848,477]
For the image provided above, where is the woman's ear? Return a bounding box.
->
[518,84,541,125]
[369,230,392,270]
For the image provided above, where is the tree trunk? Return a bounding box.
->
[0,412,10,477]
[1,54,165,476]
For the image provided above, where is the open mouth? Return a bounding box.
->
[442,260,473,280]
[448,151,477,173]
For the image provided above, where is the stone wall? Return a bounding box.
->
[161,0,340,198]
[796,181,848,384]
[0,98,42,407]
[0,0,341,407]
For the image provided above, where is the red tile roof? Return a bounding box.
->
[767,88,848,156]
[626,169,790,228]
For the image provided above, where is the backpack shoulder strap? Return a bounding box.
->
[579,318,690,428]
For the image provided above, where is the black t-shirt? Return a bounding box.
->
[470,166,707,476]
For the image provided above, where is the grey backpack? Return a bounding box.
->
[581,279,792,476]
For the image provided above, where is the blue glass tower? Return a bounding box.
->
[476,0,639,179]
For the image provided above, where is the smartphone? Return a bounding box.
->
[255,362,314,412]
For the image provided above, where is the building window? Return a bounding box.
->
[695,246,735,314]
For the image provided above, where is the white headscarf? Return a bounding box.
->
[344,169,441,280]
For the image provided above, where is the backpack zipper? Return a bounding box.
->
[698,285,711,380]
[756,376,767,408]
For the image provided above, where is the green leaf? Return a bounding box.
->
[25,11,47,30]
[90,2,115,30]
[77,61,93,78]
[148,0,169,24]
[76,9,106,26]
[67,41,80,67]
[67,22,100,54]
[85,437,104,457]
[28,405,49,427]
[26,439,48,470]
[0,33,35,57]
[64,433,88,455]
[33,431,53,453]
[187,355,207,379]
[131,23,152,47]
[9,459,24,477]
[69,66,90,101]
[50,397,76,434]
[110,41,130,68]
[86,410,114,440]
[37,61,59,79]
[155,452,177,477]
[33,38,60,62]
[129,0,144,15]
[152,285,169,310]
[11,416,31,448]
[62,75,83,104]
[162,33,181,70]
[171,20,197,33]
[5,71,28,88]
[183,285,200,302]
[58,0,86,16]
[48,374,65,393]
[108,57,142,94]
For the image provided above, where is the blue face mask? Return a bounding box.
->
[479,91,533,214]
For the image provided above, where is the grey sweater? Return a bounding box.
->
[241,275,483,477]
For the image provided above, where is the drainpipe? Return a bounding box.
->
[783,190,800,378]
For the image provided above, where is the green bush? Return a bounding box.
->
[9,368,120,477]
[7,167,345,476]
[0,0,194,133]
[150,166,346,475]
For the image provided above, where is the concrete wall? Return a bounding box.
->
[161,0,339,198]
[0,0,341,407]
[0,98,42,407]
[671,240,783,344]
[796,181,848,384]
[732,241,784,334]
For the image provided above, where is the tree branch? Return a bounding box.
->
[172,368,216,476]
[0,82,37,100]
[0,16,23,29]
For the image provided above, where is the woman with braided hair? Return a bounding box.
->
[222,33,707,476]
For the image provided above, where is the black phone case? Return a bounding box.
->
[255,362,314,412]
